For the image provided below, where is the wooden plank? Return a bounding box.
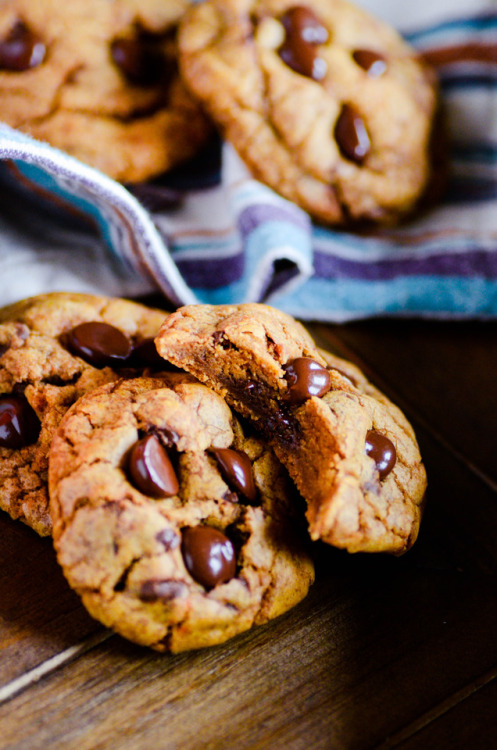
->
[0,421,496,750]
[0,514,103,685]
[386,670,497,750]
[0,562,495,750]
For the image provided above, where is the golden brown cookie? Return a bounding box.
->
[49,375,314,652]
[155,303,427,554]
[0,292,169,536]
[0,0,211,182]
[178,0,441,225]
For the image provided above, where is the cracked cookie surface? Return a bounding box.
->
[49,375,314,652]
[0,292,169,536]
[155,303,427,553]
[178,0,441,225]
[0,0,210,181]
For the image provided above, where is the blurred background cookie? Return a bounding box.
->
[178,0,443,225]
[0,0,212,182]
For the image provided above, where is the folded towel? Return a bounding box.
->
[1,0,497,321]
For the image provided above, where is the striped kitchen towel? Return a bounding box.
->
[1,0,497,321]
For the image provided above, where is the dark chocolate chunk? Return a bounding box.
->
[335,104,370,164]
[139,579,186,602]
[128,337,170,369]
[156,527,180,550]
[284,357,332,403]
[181,526,236,589]
[0,393,40,449]
[62,321,132,368]
[128,434,179,498]
[352,49,387,77]
[110,36,163,86]
[0,21,45,72]
[213,447,258,503]
[365,429,396,479]
[279,6,328,80]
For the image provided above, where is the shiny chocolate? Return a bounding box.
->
[181,526,236,589]
[352,49,387,77]
[0,21,45,72]
[128,433,179,498]
[213,447,258,503]
[365,429,396,479]
[284,357,332,403]
[0,393,40,449]
[62,321,132,368]
[334,104,370,164]
[279,6,328,80]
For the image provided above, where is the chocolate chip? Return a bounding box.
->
[335,104,370,164]
[139,579,186,602]
[128,434,179,498]
[284,357,332,403]
[0,21,45,72]
[61,322,132,368]
[352,49,387,77]
[111,36,163,86]
[181,526,236,589]
[279,6,328,80]
[0,393,40,449]
[127,337,168,369]
[365,429,396,480]
[213,447,258,503]
[156,527,180,550]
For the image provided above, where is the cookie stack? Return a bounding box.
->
[0,0,442,225]
[0,292,426,652]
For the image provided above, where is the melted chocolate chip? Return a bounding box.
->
[284,357,332,403]
[62,322,132,368]
[0,393,40,449]
[128,337,169,369]
[181,526,236,589]
[128,434,179,498]
[365,429,396,480]
[279,6,328,80]
[352,49,387,77]
[139,579,186,602]
[0,21,45,72]
[156,527,180,550]
[111,36,163,86]
[213,448,258,503]
[335,104,370,164]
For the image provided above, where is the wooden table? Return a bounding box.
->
[0,313,496,750]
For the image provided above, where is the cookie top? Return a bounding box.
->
[49,375,314,652]
[155,303,427,554]
[0,292,169,536]
[178,0,440,225]
[0,0,210,182]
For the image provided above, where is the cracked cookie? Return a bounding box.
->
[49,375,314,652]
[178,0,441,225]
[0,0,211,182]
[0,292,169,536]
[155,303,427,554]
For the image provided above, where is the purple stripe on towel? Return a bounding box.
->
[237,202,311,236]
[314,247,497,281]
[176,252,245,289]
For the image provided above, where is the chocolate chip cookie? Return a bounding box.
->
[49,375,314,652]
[178,0,441,225]
[155,303,427,554]
[0,0,211,182]
[0,292,169,536]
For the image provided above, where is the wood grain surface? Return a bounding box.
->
[0,313,496,750]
